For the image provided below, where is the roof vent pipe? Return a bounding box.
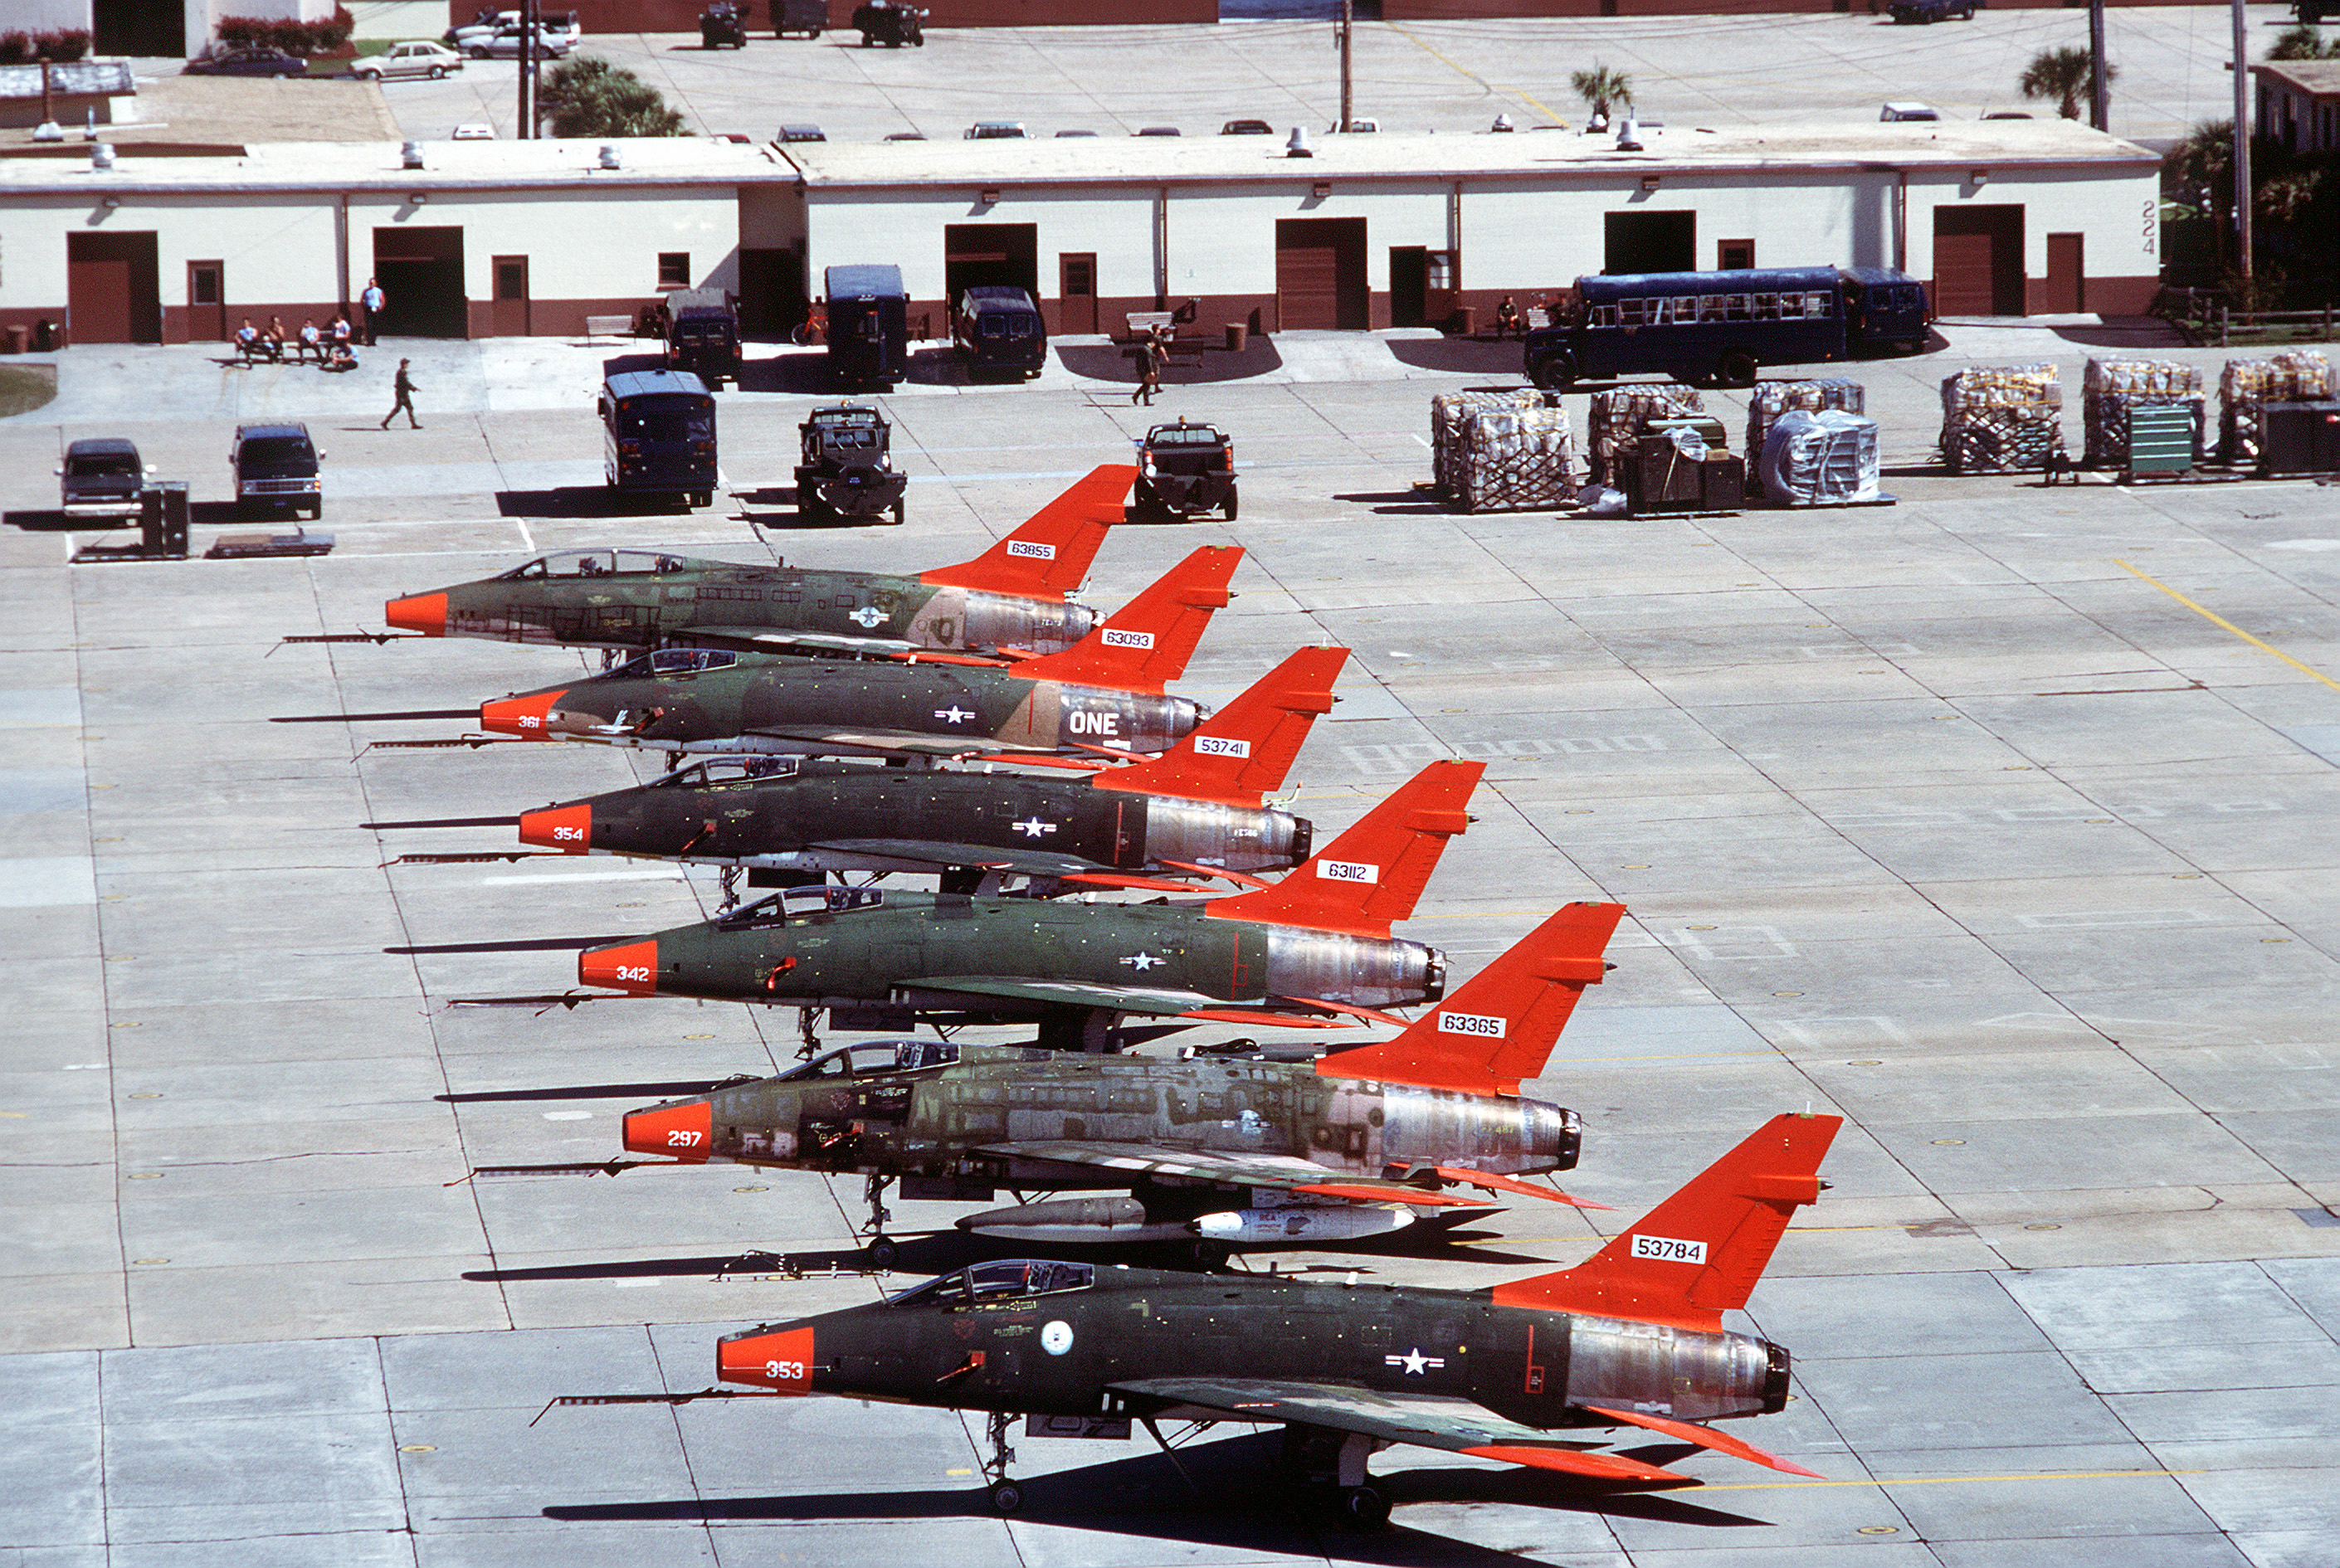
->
[1285,126,1313,158]
[1615,116,1643,153]
[402,141,423,169]
[90,142,115,169]
[600,144,622,169]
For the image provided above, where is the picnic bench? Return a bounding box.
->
[584,314,632,338]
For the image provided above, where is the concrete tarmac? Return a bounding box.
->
[3,324,2338,1565]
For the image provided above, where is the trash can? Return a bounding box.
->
[33,319,61,353]
[141,482,189,560]
[1452,305,1477,337]
[2,325,27,354]
[1225,322,1248,353]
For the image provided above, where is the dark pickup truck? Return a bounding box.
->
[1133,418,1237,521]
[1885,0,1976,21]
[796,404,909,523]
[58,437,150,523]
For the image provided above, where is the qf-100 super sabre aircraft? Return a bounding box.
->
[616,902,1626,1262]
[368,647,1351,900]
[553,1113,1840,1527]
[331,465,1135,664]
[286,547,1240,766]
[474,544,1239,762]
[564,759,1485,1050]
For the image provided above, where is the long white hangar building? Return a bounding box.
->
[0,121,2160,346]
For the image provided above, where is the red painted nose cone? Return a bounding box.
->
[718,1325,815,1393]
[623,1098,712,1161]
[480,689,567,738]
[384,592,447,635]
[519,803,592,852]
[578,939,659,994]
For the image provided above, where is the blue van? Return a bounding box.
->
[600,368,717,508]
[953,285,1047,378]
[825,263,909,389]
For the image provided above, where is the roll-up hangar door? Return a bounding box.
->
[1932,205,2026,316]
[1275,218,1367,331]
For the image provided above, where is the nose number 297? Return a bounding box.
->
[667,1130,702,1148]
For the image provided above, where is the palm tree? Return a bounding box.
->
[1569,65,1633,128]
[2019,44,2114,122]
[2266,25,2340,60]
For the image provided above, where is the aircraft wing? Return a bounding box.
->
[1103,1380,1697,1486]
[673,625,925,660]
[740,726,1057,759]
[900,976,1221,1016]
[803,839,1104,878]
[975,1142,1493,1208]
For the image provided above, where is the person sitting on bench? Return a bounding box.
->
[296,319,324,364]
[235,319,263,365]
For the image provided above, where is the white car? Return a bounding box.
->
[466,24,573,58]
[352,41,465,81]
[448,10,577,49]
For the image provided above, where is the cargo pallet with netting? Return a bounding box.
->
[2083,358,2205,470]
[1939,363,2066,475]
[1451,403,1577,513]
[1429,391,1551,500]
[1587,382,1704,487]
[1746,378,1865,498]
[2218,351,2336,465]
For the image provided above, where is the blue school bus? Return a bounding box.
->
[600,368,718,508]
[1522,265,1930,389]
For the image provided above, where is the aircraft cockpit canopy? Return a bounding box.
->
[886,1259,1094,1308]
[496,549,698,581]
[647,757,799,790]
[719,884,886,928]
[607,647,739,680]
[778,1038,961,1083]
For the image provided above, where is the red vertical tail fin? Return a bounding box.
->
[1008,545,1241,695]
[1203,759,1481,938]
[1094,646,1349,806]
[1314,902,1625,1094]
[917,465,1132,600]
[1490,1113,1842,1332]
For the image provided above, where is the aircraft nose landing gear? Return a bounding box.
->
[982,1410,1022,1513]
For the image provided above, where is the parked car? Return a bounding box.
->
[467,24,572,58]
[1054,129,1096,137]
[57,437,150,523]
[700,2,748,46]
[773,0,828,37]
[851,0,924,46]
[184,46,308,77]
[351,40,465,80]
[1221,118,1273,135]
[966,119,1026,139]
[446,8,576,47]
[778,123,826,143]
[884,130,927,140]
[452,122,495,139]
[1135,125,1181,136]
[231,423,324,520]
[1879,101,1942,121]
[1886,0,1976,21]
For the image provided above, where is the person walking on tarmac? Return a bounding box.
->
[382,358,421,429]
[1131,328,1163,406]
[359,277,386,346]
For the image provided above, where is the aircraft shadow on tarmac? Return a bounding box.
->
[7,499,261,532]
[461,1220,1550,1285]
[543,1432,1772,1547]
[1332,489,1455,518]
[729,485,903,529]
[493,488,713,519]
[1056,338,1285,387]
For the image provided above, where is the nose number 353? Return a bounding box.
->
[766,1361,806,1381]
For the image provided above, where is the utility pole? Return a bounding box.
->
[2231,0,2251,294]
[2087,0,2108,131]
[1337,0,1353,134]
[517,0,540,139]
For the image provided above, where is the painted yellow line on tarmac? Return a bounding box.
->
[1695,1468,2206,1493]
[2115,559,2340,694]
[1387,24,1572,126]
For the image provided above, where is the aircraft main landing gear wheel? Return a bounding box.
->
[1339,1483,1391,1530]
[865,1236,898,1271]
[1190,1239,1230,1269]
[988,1479,1023,1514]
